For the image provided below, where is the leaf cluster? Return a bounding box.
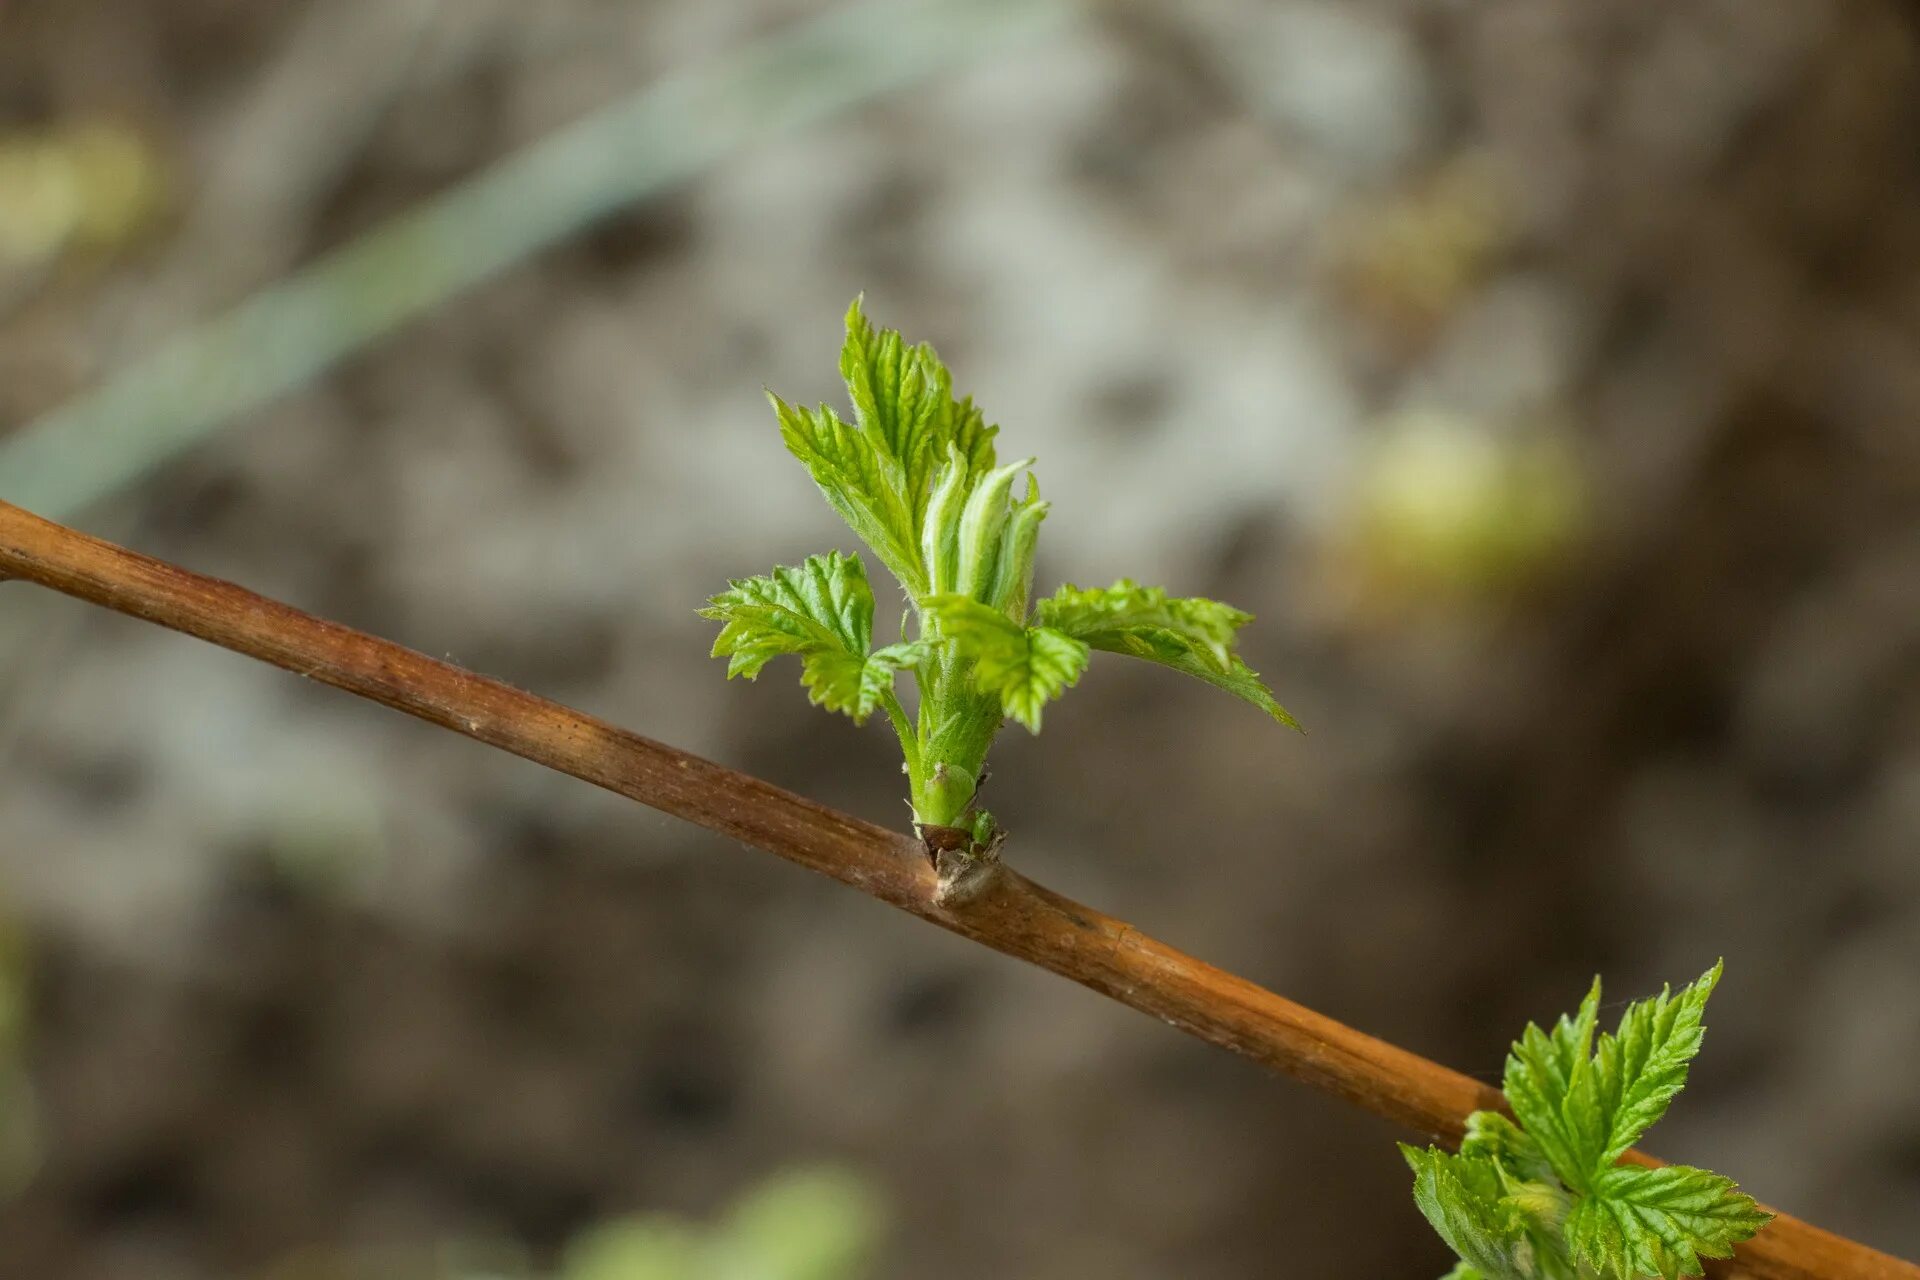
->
[1401,962,1770,1280]
[703,299,1296,832]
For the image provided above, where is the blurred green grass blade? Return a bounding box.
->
[0,0,1070,520]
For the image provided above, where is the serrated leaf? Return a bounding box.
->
[1461,1111,1558,1190]
[841,296,947,487]
[924,594,1088,733]
[772,394,927,594]
[1504,977,1603,1190]
[1550,978,1604,1096]
[1557,1054,1612,1196]
[1565,1164,1770,1280]
[702,553,922,725]
[837,298,999,537]
[800,641,929,723]
[946,391,998,480]
[1539,965,1723,1186]
[1036,580,1300,728]
[1441,1265,1488,1280]
[1591,962,1721,1167]
[1415,969,1761,1280]
[702,551,872,675]
[1399,1145,1533,1280]
[1037,579,1248,669]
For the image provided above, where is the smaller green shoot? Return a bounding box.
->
[704,299,1297,893]
[1400,961,1770,1280]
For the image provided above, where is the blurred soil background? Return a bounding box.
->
[0,1,1917,1277]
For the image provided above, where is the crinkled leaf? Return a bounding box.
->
[772,395,926,595]
[1591,962,1721,1167]
[1036,580,1299,728]
[837,297,999,540]
[1549,978,1605,1097]
[1565,1164,1770,1280]
[924,594,1088,733]
[1461,1111,1559,1191]
[800,641,929,723]
[1504,977,1603,1190]
[1547,964,1721,1185]
[1037,580,1249,669]
[1557,1054,1612,1196]
[840,297,948,509]
[945,392,998,483]
[1414,969,1761,1280]
[1422,1119,1583,1280]
[702,553,921,724]
[917,408,1001,599]
[702,551,872,675]
[1140,638,1297,728]
[1097,626,1298,728]
[1399,1145,1533,1280]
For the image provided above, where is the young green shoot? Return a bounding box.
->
[1400,962,1771,1280]
[703,299,1297,896]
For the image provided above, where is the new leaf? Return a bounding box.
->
[1399,1145,1533,1280]
[772,397,927,596]
[839,296,997,526]
[1037,580,1299,728]
[1503,976,1602,1191]
[1589,961,1721,1166]
[716,299,1298,837]
[701,552,923,725]
[1419,965,1769,1280]
[1566,1166,1769,1280]
[923,595,1088,733]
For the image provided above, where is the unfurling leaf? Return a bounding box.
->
[924,595,1087,733]
[839,296,949,503]
[772,397,926,595]
[701,552,922,724]
[1589,961,1721,1166]
[1566,1165,1769,1280]
[1399,1145,1532,1280]
[953,458,1032,603]
[838,296,998,528]
[799,641,929,723]
[719,298,1296,830]
[1038,580,1298,728]
[1411,964,1768,1280]
[1459,1111,1557,1191]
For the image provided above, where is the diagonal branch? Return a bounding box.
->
[0,498,1909,1280]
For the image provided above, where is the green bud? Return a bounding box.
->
[921,761,977,826]
[969,807,999,848]
[955,458,1031,601]
[988,474,1046,618]
[920,445,970,596]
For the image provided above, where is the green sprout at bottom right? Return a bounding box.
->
[1401,961,1771,1280]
